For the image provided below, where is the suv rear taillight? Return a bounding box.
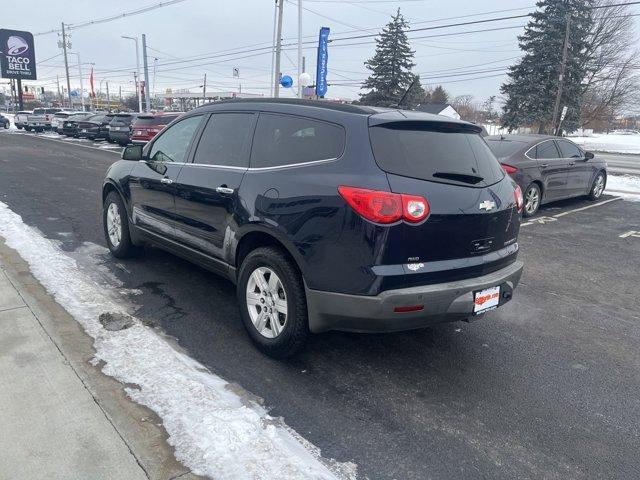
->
[338,186,430,225]
[514,185,524,212]
[501,163,518,174]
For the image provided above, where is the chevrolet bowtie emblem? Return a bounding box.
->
[479,200,496,211]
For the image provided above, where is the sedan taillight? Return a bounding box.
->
[338,186,430,224]
[501,163,518,174]
[514,185,524,212]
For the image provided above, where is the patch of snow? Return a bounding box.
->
[568,133,640,154]
[607,174,640,202]
[0,201,357,480]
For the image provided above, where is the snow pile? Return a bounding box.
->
[0,201,357,480]
[569,133,640,154]
[607,174,640,202]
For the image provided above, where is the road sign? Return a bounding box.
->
[560,106,568,123]
[0,29,37,80]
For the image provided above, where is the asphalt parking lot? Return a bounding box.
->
[1,131,639,479]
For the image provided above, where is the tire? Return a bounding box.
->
[588,171,606,200]
[103,191,138,258]
[3,122,8,129]
[16,125,23,130]
[237,246,309,358]
[523,183,541,217]
[24,127,31,132]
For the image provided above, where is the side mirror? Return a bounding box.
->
[122,144,143,161]
[584,151,595,160]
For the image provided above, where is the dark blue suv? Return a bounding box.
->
[102,99,524,357]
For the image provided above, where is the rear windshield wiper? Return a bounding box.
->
[432,171,484,185]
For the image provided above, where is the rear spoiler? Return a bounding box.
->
[368,118,482,134]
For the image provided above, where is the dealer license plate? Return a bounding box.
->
[81,129,87,133]
[473,286,500,314]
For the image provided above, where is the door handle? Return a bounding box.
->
[540,163,549,168]
[568,161,575,166]
[160,177,173,185]
[216,186,234,195]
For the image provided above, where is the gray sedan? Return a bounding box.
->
[486,134,607,216]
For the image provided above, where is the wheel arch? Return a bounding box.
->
[234,228,306,281]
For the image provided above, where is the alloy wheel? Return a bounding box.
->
[106,202,122,248]
[245,267,288,339]
[593,174,605,198]
[525,186,540,216]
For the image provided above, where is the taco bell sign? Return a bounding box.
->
[0,29,37,80]
[315,27,330,98]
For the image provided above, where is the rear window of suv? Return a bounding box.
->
[251,113,345,168]
[369,122,505,187]
[134,115,178,126]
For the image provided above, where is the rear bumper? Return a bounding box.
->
[306,260,524,333]
[109,131,131,143]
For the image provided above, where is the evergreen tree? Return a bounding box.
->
[430,85,449,104]
[359,9,421,108]
[501,0,592,133]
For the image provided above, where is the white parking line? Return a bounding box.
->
[521,197,622,227]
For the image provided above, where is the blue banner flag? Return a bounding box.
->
[315,27,330,97]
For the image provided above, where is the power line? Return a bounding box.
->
[33,0,188,36]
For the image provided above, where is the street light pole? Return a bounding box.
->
[122,36,142,112]
[142,34,151,112]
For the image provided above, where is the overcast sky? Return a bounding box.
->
[2,0,637,105]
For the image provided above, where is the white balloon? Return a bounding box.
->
[299,72,312,87]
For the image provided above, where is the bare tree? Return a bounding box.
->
[582,0,640,129]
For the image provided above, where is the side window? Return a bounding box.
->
[149,115,202,163]
[251,113,345,168]
[534,140,560,159]
[556,140,583,159]
[193,113,255,168]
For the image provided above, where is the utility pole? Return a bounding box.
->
[133,71,139,110]
[61,23,72,109]
[551,12,571,136]
[142,34,151,112]
[56,76,61,105]
[202,73,206,102]
[119,85,122,105]
[270,0,278,97]
[274,0,284,98]
[106,81,110,112]
[297,0,303,98]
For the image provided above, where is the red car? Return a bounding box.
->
[130,113,181,144]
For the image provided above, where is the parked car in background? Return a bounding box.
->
[14,111,32,130]
[102,99,524,357]
[62,113,95,137]
[0,113,9,129]
[130,113,181,144]
[77,114,113,140]
[108,113,138,146]
[51,111,81,134]
[26,108,62,131]
[486,134,607,217]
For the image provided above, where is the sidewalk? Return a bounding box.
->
[0,239,202,480]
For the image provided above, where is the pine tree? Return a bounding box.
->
[359,9,421,108]
[501,0,592,133]
[430,85,449,104]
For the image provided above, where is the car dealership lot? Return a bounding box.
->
[1,133,639,479]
